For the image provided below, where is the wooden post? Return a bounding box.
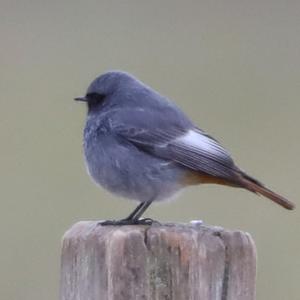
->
[60,221,256,300]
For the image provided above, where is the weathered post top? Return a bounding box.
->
[60,221,256,300]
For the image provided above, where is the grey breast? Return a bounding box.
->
[83,114,187,202]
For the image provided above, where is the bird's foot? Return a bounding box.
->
[136,218,160,226]
[99,219,136,226]
[99,217,159,226]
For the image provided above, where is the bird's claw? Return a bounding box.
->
[137,217,161,225]
[99,219,134,226]
[99,217,159,226]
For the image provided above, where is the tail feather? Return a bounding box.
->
[238,172,295,210]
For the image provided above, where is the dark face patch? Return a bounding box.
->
[86,93,106,110]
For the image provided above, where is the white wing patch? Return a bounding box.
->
[176,130,229,157]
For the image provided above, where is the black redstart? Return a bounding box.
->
[75,71,294,225]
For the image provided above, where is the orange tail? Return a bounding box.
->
[238,173,295,210]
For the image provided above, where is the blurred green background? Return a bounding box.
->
[1,1,299,299]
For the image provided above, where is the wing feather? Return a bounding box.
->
[110,108,237,180]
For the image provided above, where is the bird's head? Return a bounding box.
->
[74,71,134,111]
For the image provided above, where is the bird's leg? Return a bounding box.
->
[100,199,157,226]
[130,200,153,221]
[124,201,146,220]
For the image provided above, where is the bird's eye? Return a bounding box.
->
[86,93,105,106]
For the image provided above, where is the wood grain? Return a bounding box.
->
[60,222,256,300]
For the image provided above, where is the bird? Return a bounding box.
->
[75,71,294,225]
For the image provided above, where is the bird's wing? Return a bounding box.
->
[110,108,237,180]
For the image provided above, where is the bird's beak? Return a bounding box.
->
[74,96,88,102]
